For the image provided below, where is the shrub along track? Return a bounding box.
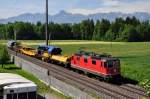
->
[8,49,149,99]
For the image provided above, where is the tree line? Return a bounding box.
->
[0,16,150,41]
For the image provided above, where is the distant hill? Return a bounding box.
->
[0,10,150,24]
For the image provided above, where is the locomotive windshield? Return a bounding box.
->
[103,59,120,68]
[107,60,113,68]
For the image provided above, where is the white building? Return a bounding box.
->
[0,73,37,99]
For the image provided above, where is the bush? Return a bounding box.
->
[0,47,10,68]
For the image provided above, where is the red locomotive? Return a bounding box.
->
[71,51,121,80]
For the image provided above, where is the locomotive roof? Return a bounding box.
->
[74,51,118,60]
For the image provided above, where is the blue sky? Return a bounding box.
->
[0,0,150,18]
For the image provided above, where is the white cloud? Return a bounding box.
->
[102,0,120,6]
[68,0,150,15]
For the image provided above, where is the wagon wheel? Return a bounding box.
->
[51,60,54,64]
[64,63,69,68]
[20,51,23,54]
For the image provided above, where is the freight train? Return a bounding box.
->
[7,41,121,80]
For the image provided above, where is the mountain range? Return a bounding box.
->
[0,10,150,24]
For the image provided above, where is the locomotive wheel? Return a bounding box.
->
[95,76,100,80]
[84,71,88,75]
[104,77,110,82]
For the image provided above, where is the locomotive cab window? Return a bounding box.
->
[92,60,96,65]
[107,60,113,68]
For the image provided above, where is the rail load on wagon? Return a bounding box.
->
[36,45,62,61]
[36,45,71,66]
[51,55,71,67]
[71,51,121,80]
[18,46,37,57]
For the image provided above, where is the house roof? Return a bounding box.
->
[0,73,36,88]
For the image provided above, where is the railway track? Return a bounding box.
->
[119,84,148,96]
[8,49,149,99]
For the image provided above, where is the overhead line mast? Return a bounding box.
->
[45,0,48,45]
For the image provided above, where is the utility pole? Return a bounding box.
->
[45,0,48,45]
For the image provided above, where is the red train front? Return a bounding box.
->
[71,51,121,79]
